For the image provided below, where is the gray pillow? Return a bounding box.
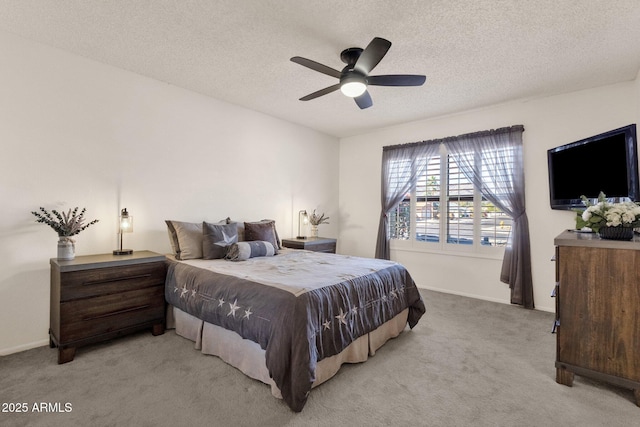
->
[165,220,203,260]
[244,220,280,252]
[226,241,275,261]
[203,221,238,259]
[165,220,181,256]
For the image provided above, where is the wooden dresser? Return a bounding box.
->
[50,251,167,364]
[554,230,640,406]
[281,237,337,253]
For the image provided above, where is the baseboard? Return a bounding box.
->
[0,339,49,356]
[420,285,509,305]
[418,285,554,313]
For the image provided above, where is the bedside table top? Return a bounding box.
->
[50,250,166,272]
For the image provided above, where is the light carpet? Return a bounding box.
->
[1,290,638,426]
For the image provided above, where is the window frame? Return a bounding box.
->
[389,144,508,260]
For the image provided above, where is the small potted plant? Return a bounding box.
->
[308,209,330,238]
[32,207,99,260]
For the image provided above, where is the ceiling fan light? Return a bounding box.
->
[340,80,367,98]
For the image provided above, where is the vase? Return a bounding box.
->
[310,225,319,238]
[597,226,634,241]
[57,236,75,260]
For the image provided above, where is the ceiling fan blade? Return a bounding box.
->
[368,75,427,86]
[354,37,391,75]
[299,84,341,101]
[354,91,373,109]
[290,56,341,79]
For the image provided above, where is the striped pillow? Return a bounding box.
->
[225,241,275,261]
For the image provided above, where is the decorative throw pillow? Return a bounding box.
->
[202,221,238,259]
[226,241,275,261]
[244,219,280,252]
[165,220,181,256]
[165,220,203,260]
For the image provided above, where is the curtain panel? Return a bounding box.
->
[376,125,533,309]
[375,141,440,260]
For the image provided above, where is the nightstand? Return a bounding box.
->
[281,237,337,253]
[49,251,167,364]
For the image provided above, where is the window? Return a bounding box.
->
[377,125,531,307]
[388,144,512,253]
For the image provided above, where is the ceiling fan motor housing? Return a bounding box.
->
[340,47,363,65]
[339,48,367,97]
[290,37,425,108]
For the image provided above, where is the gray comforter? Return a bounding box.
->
[164,249,425,411]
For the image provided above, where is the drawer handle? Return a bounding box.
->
[84,274,152,286]
[83,304,151,321]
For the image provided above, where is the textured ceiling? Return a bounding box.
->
[1,1,640,138]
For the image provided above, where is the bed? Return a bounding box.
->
[163,219,426,412]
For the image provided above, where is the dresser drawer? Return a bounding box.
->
[60,261,166,302]
[59,285,165,343]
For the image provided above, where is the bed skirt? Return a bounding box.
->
[166,304,409,399]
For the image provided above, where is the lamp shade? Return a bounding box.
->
[297,210,308,239]
[119,208,133,233]
[114,208,133,255]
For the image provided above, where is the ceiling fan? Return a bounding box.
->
[290,37,426,109]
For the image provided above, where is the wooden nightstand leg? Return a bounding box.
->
[58,347,76,364]
[151,323,165,336]
[556,367,574,386]
[634,389,639,407]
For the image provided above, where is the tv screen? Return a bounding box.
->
[548,124,639,210]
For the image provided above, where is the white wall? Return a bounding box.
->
[2,29,638,356]
[0,32,339,355]
[339,80,640,312]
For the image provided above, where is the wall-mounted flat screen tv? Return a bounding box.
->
[547,124,639,210]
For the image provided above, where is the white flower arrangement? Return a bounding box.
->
[575,192,640,232]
